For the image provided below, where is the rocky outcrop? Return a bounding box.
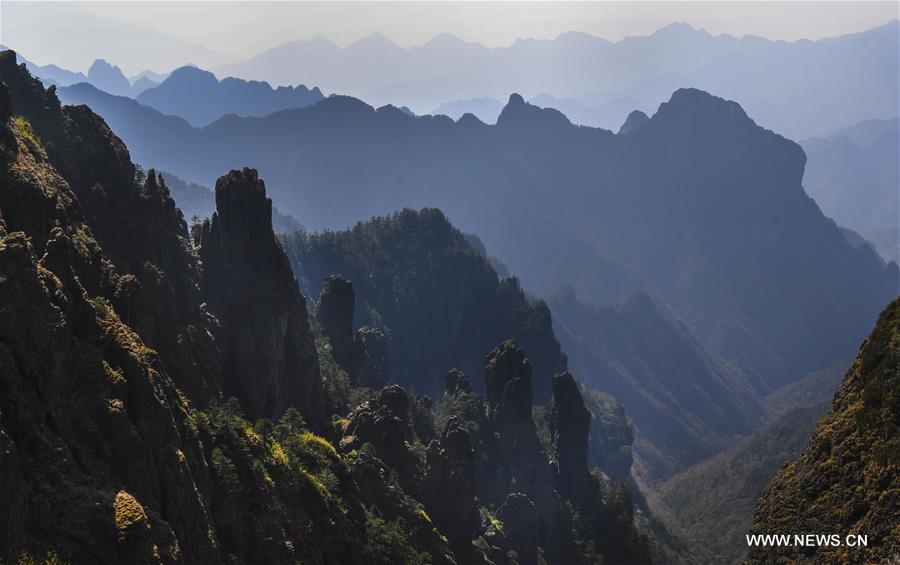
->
[498,493,540,565]
[423,417,477,561]
[0,56,458,565]
[200,168,324,424]
[583,389,634,481]
[484,341,561,561]
[0,51,223,407]
[0,98,220,560]
[314,276,389,388]
[341,384,421,493]
[282,208,568,403]
[316,276,358,356]
[355,326,389,388]
[549,372,591,500]
[748,298,900,564]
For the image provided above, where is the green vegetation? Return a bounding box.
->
[748,299,900,564]
[654,403,827,564]
[280,208,567,402]
[11,116,44,153]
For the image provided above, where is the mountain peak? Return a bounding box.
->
[497,92,571,130]
[168,64,218,83]
[653,22,704,38]
[655,87,749,123]
[618,109,650,135]
[349,31,400,51]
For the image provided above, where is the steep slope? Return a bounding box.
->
[0,52,393,565]
[0,55,660,565]
[549,287,763,480]
[654,403,827,564]
[54,74,898,395]
[137,66,324,127]
[801,117,899,263]
[198,168,324,422]
[156,169,301,233]
[281,208,568,403]
[748,298,900,564]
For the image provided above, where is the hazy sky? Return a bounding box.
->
[1,1,898,74]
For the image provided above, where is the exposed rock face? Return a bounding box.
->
[499,493,540,565]
[444,368,473,396]
[282,208,568,403]
[748,298,900,564]
[423,417,477,561]
[315,275,366,380]
[0,55,458,565]
[583,389,634,481]
[484,341,560,561]
[316,274,356,346]
[0,50,223,408]
[341,384,421,492]
[485,339,534,426]
[200,168,323,423]
[356,326,389,388]
[0,80,220,559]
[549,372,591,499]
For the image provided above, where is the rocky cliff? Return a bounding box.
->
[0,53,434,563]
[747,298,900,564]
[281,208,568,403]
[199,168,323,423]
[0,52,661,564]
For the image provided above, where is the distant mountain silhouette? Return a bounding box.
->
[802,117,899,263]
[55,83,899,395]
[5,49,157,95]
[216,20,899,138]
[137,65,324,126]
[432,98,504,124]
[87,59,132,96]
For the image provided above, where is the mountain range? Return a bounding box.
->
[137,65,324,126]
[55,79,898,403]
[0,51,667,564]
[215,21,899,138]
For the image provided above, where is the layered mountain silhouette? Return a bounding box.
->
[0,51,666,565]
[432,94,649,128]
[216,21,899,138]
[56,81,899,398]
[801,117,899,263]
[137,65,324,126]
[2,48,159,96]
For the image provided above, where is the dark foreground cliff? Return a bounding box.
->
[747,298,900,564]
[0,52,659,564]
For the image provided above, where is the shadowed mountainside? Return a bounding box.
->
[280,208,568,404]
[55,77,899,399]
[0,53,664,564]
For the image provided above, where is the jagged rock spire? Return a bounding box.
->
[200,168,323,424]
[549,371,591,499]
